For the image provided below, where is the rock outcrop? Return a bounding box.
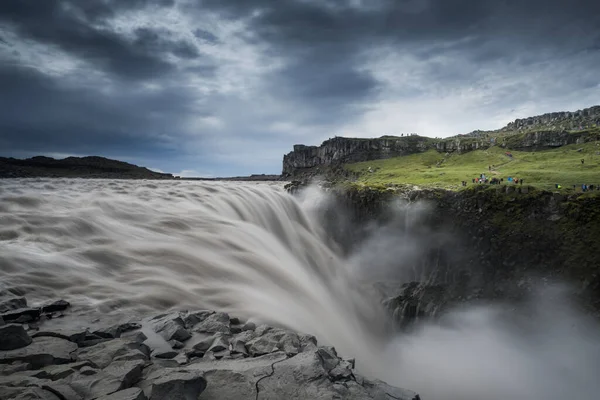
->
[0,156,174,179]
[0,298,420,400]
[307,185,600,326]
[282,105,600,177]
[282,136,432,177]
[502,105,600,132]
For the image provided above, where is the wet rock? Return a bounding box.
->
[41,300,70,314]
[31,364,77,381]
[0,297,28,313]
[152,350,178,359]
[168,340,183,349]
[0,323,32,350]
[3,386,61,400]
[194,312,230,334]
[70,360,144,399]
[32,328,88,345]
[207,335,229,353]
[187,335,215,358]
[230,339,248,357]
[241,322,256,331]
[41,382,82,400]
[1,307,41,323]
[183,310,214,328]
[245,328,299,357]
[0,336,77,369]
[96,387,147,400]
[148,369,207,400]
[0,360,30,375]
[0,316,4,326]
[79,366,97,376]
[77,339,149,369]
[150,313,191,342]
[94,322,142,339]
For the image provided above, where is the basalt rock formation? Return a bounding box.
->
[305,185,600,327]
[282,105,600,177]
[0,156,174,179]
[0,295,420,400]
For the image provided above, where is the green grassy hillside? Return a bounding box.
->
[345,141,600,191]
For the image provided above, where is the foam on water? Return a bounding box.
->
[1,178,599,399]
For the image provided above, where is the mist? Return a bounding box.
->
[1,179,599,399]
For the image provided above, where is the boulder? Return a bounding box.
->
[41,300,70,314]
[0,323,32,350]
[207,335,229,353]
[0,297,28,313]
[1,308,41,323]
[70,360,144,399]
[152,350,178,359]
[148,369,206,400]
[150,314,191,342]
[32,328,88,345]
[194,312,230,334]
[0,336,77,369]
[183,310,214,328]
[94,322,142,339]
[77,339,149,369]
[2,386,62,399]
[40,382,82,400]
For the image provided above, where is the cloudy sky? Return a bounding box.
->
[1,0,599,176]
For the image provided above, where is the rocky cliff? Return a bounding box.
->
[282,105,600,177]
[307,185,600,326]
[502,105,600,132]
[282,136,432,177]
[0,156,174,179]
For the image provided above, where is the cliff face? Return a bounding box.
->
[0,156,174,179]
[503,105,600,132]
[283,105,600,177]
[282,136,431,176]
[315,186,600,325]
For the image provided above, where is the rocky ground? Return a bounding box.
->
[0,296,420,400]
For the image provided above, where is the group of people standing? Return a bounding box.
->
[460,173,523,187]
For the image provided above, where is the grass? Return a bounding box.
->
[344,141,600,191]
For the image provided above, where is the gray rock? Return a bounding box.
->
[0,316,4,326]
[41,383,82,400]
[70,360,144,399]
[3,386,61,400]
[183,310,214,328]
[32,328,88,345]
[41,300,70,314]
[241,322,256,331]
[0,336,77,369]
[168,340,183,349]
[152,350,178,359]
[96,387,147,400]
[31,364,77,381]
[94,322,142,339]
[189,335,216,356]
[79,366,97,376]
[1,307,41,323]
[0,297,28,313]
[230,339,248,357]
[194,312,230,334]
[207,335,229,353]
[150,313,191,342]
[0,360,30,375]
[77,338,149,369]
[0,323,32,350]
[148,369,207,400]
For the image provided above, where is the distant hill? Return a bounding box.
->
[0,155,174,179]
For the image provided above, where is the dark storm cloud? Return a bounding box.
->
[0,63,205,158]
[0,0,194,80]
[0,0,599,175]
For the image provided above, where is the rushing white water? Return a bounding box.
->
[1,178,599,400]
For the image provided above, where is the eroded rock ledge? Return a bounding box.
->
[0,296,420,400]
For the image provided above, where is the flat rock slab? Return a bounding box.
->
[0,323,32,350]
[0,336,77,369]
[96,387,147,400]
[148,369,206,400]
[77,339,149,369]
[1,307,41,323]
